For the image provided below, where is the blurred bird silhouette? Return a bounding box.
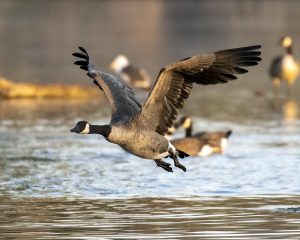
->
[110,54,152,90]
[168,116,232,157]
[270,36,300,98]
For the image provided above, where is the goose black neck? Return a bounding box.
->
[185,122,193,137]
[89,124,112,137]
[286,46,293,54]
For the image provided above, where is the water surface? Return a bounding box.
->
[0,97,299,239]
[1,196,299,239]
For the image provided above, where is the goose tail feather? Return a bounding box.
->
[226,130,233,138]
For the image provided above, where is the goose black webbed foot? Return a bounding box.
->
[155,160,173,172]
[171,153,187,172]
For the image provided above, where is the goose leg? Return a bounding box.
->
[272,77,280,99]
[154,160,173,172]
[287,84,292,99]
[170,153,187,172]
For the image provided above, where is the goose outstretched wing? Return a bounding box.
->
[139,45,261,135]
[72,47,142,124]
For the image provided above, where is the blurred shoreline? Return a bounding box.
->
[0,77,99,99]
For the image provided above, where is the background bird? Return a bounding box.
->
[110,54,152,90]
[270,36,300,98]
[168,116,232,156]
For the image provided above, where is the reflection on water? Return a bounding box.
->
[283,100,298,122]
[271,97,299,125]
[0,196,299,239]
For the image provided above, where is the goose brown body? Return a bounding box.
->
[71,45,261,172]
[168,116,232,156]
[107,123,169,160]
[171,137,212,157]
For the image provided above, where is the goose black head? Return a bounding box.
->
[177,116,192,129]
[70,121,90,134]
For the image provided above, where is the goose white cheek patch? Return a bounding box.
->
[81,124,90,134]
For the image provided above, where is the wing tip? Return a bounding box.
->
[240,45,262,51]
[78,46,88,54]
[219,45,262,54]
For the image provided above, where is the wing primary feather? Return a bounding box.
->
[217,45,261,53]
[236,61,259,67]
[139,45,261,135]
[72,52,88,59]
[234,67,248,74]
[73,47,142,124]
[74,60,87,66]
[78,46,88,54]
[80,66,88,71]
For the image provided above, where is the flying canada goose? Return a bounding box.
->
[110,54,152,90]
[270,36,300,97]
[169,116,232,156]
[71,45,261,172]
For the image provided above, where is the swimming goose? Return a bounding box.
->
[71,45,261,172]
[270,36,300,97]
[170,116,232,156]
[110,54,152,90]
